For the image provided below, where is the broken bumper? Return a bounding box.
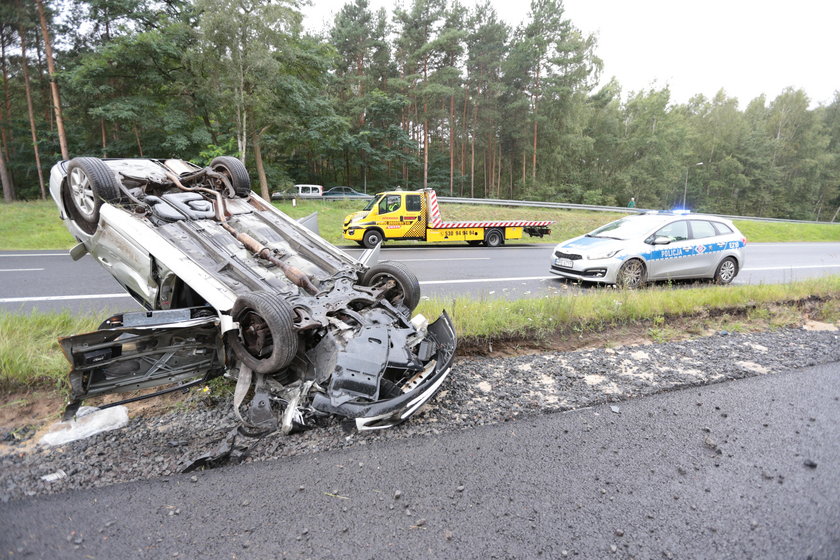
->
[311,311,457,430]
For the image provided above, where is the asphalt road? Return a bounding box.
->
[2,361,837,559]
[1,242,840,314]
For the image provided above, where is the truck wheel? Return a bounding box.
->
[363,229,384,249]
[229,291,299,374]
[362,261,421,312]
[210,156,251,198]
[63,157,122,235]
[484,229,504,247]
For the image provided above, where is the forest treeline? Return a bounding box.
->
[1,0,839,220]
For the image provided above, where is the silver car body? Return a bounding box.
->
[49,157,456,433]
[549,212,746,285]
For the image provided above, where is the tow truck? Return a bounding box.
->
[343,189,554,248]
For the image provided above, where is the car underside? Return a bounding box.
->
[50,156,456,434]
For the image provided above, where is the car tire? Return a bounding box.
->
[230,291,299,374]
[616,259,646,289]
[714,257,738,285]
[362,261,421,312]
[210,156,251,198]
[484,228,504,247]
[64,157,122,235]
[363,229,384,249]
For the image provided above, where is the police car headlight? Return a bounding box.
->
[587,249,621,260]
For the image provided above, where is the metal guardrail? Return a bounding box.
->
[437,196,839,225]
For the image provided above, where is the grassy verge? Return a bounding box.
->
[2,199,839,250]
[415,276,840,339]
[0,312,99,393]
[2,277,839,395]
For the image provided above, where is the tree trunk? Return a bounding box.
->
[0,141,12,202]
[460,89,469,197]
[36,0,69,160]
[18,25,46,199]
[133,125,143,156]
[449,94,454,196]
[532,66,540,181]
[1,27,14,150]
[423,116,429,190]
[100,119,107,157]
[252,127,270,200]
[0,28,14,199]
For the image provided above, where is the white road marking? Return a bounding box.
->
[0,293,131,303]
[0,253,67,257]
[420,275,555,285]
[399,257,490,262]
[0,268,44,272]
[742,264,840,271]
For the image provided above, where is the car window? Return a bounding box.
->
[654,220,689,242]
[690,220,717,239]
[406,194,421,212]
[379,194,401,214]
[712,221,733,235]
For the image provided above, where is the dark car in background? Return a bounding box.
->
[322,186,373,199]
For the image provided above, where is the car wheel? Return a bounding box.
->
[714,257,738,285]
[363,229,383,249]
[616,259,646,289]
[64,157,122,235]
[484,229,504,247]
[229,291,299,374]
[362,261,421,312]
[210,156,251,198]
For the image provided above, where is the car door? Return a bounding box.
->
[687,220,720,276]
[60,308,223,410]
[376,194,405,239]
[646,220,696,280]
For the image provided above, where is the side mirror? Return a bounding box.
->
[652,236,672,245]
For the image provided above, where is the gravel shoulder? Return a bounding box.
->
[1,326,839,502]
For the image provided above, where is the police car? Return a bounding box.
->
[549,211,746,287]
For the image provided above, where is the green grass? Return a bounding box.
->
[0,312,99,393]
[1,198,839,249]
[414,276,840,339]
[0,200,76,250]
[3,277,839,394]
[733,220,840,242]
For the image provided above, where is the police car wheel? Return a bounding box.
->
[617,259,646,288]
[714,257,738,285]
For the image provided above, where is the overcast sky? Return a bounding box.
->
[302,0,839,108]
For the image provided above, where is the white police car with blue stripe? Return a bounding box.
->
[550,211,746,288]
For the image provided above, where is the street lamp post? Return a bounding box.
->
[682,162,703,208]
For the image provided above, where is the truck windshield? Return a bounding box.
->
[363,196,381,212]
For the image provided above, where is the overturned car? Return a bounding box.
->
[49,156,456,433]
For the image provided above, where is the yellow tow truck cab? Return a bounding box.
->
[343,189,553,248]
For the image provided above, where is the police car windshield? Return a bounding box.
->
[588,217,662,240]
